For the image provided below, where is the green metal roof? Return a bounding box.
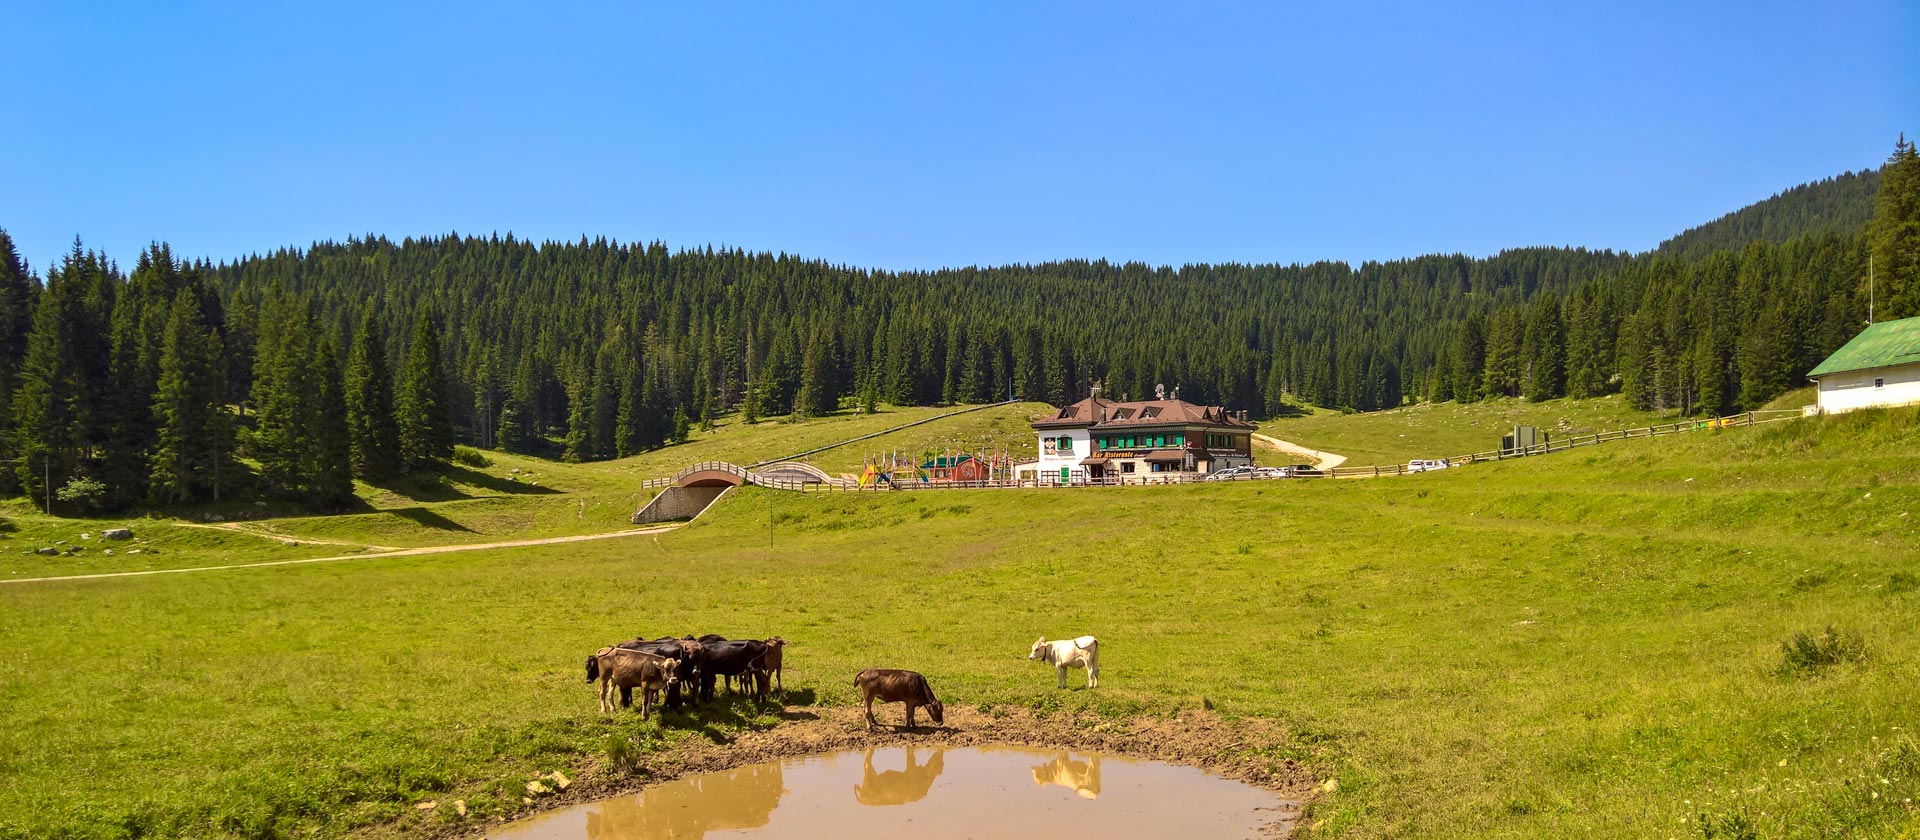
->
[1808,316,1920,378]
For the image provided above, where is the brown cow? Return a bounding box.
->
[587,646,678,719]
[854,669,945,731]
[761,637,788,696]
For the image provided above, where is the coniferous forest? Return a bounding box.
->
[2,137,1917,514]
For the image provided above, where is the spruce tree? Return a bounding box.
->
[562,361,592,462]
[1451,313,1486,402]
[1522,294,1566,401]
[151,296,210,503]
[1482,308,1524,398]
[308,339,356,508]
[396,313,452,470]
[250,296,315,499]
[0,230,35,495]
[1868,134,1920,319]
[345,309,401,480]
[13,248,83,507]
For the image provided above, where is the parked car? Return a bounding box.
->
[1204,466,1256,481]
[1406,459,1451,473]
[1286,465,1323,477]
[1253,467,1290,479]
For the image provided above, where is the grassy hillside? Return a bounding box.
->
[3,405,1916,838]
[1258,395,1673,467]
[2,402,1052,578]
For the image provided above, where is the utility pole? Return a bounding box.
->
[1870,254,1875,325]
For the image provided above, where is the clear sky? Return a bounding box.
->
[3,1,1916,274]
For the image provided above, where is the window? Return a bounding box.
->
[1121,462,1136,474]
[1154,435,1165,447]
[1057,436,1073,452]
[1174,434,1184,445]
[1151,462,1171,472]
[1876,378,1885,389]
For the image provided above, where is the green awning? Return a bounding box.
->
[1808,316,1920,378]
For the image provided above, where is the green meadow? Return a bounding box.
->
[2,399,1916,838]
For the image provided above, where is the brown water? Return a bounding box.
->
[490,745,1289,839]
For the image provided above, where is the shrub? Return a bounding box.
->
[1778,626,1867,676]
[54,476,109,510]
[451,446,491,468]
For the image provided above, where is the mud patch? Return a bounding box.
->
[432,706,1316,838]
[493,745,1296,839]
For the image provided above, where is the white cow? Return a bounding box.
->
[1029,635,1100,689]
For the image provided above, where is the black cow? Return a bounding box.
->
[699,638,772,703]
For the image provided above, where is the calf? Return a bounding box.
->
[854,668,945,731]
[1029,635,1100,689]
[762,637,788,696]
[586,646,678,719]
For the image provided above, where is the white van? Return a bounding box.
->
[1406,459,1450,473]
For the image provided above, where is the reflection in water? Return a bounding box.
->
[1030,751,1102,799]
[497,745,1283,839]
[852,746,945,806]
[584,762,785,839]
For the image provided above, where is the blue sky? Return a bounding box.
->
[3,1,1916,273]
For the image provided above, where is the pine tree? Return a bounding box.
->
[150,295,223,503]
[498,354,539,453]
[1868,134,1920,319]
[1451,313,1486,402]
[250,296,314,500]
[344,309,401,480]
[1482,308,1524,398]
[308,339,356,508]
[396,313,452,470]
[0,230,35,495]
[562,359,593,462]
[1522,293,1566,401]
[14,243,114,509]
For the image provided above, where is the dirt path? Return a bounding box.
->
[1251,433,1347,471]
[0,525,683,586]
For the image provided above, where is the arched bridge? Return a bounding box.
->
[631,461,846,524]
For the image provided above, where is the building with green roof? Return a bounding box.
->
[1808,315,1920,414]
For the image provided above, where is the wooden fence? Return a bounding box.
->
[638,408,1808,493]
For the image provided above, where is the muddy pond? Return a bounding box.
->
[492,745,1290,839]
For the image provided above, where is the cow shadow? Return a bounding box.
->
[659,694,790,743]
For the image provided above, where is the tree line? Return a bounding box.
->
[1,136,1913,512]
[0,240,454,512]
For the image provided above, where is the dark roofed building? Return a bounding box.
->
[1028,396,1256,484]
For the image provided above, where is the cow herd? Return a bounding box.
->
[585,634,787,719]
[583,633,1100,729]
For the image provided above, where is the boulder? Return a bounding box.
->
[102,528,133,540]
[79,533,92,541]
[35,547,58,556]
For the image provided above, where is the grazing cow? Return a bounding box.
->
[762,637,788,696]
[700,639,773,703]
[1029,635,1100,688]
[854,669,945,731]
[618,637,707,707]
[586,646,678,719]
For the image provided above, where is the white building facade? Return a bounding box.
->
[1808,316,1920,415]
